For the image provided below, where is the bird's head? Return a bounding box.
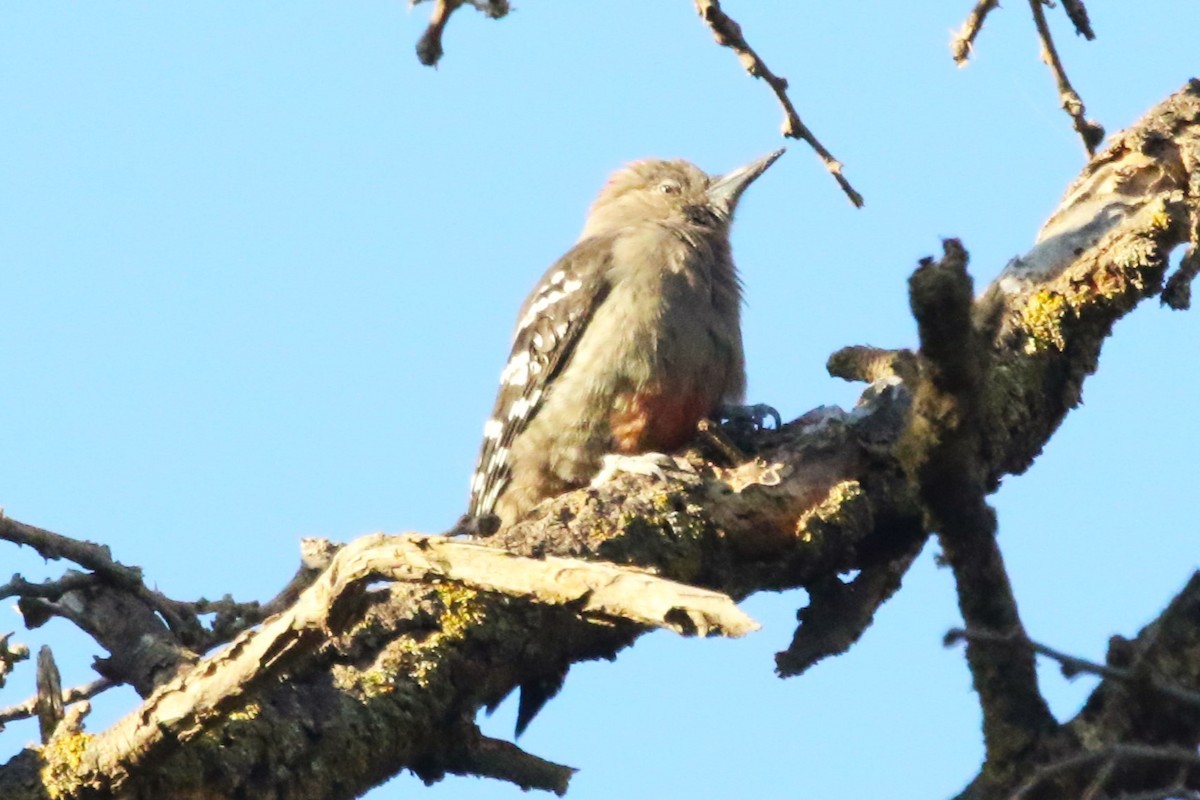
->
[579,150,784,240]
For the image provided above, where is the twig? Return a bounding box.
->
[949,625,1123,678]
[0,516,206,646]
[0,516,144,591]
[1060,0,1095,40]
[0,572,96,603]
[260,537,342,618]
[413,0,510,67]
[180,539,341,644]
[693,0,863,207]
[1027,0,1105,155]
[0,633,30,691]
[1010,744,1200,800]
[1118,790,1200,800]
[951,0,1101,152]
[1080,757,1117,800]
[0,677,113,729]
[951,0,1001,65]
[948,626,1200,710]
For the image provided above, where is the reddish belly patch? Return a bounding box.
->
[610,389,711,453]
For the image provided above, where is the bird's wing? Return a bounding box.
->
[468,236,613,519]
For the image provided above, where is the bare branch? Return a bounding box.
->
[0,677,112,730]
[951,0,1001,65]
[0,516,143,591]
[0,516,205,645]
[445,726,575,796]
[1060,0,1096,40]
[1027,0,1105,155]
[905,241,1056,767]
[0,573,96,604]
[776,538,923,677]
[947,626,1200,710]
[363,535,761,637]
[951,0,1100,151]
[0,634,30,694]
[413,0,510,67]
[693,0,863,207]
[1010,745,1200,800]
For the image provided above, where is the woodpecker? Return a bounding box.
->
[468,150,783,533]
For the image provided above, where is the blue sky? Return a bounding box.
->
[1,3,1198,798]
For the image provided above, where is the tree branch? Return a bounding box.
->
[904,241,1055,771]
[951,0,1001,65]
[2,78,1199,800]
[1027,0,1104,155]
[950,0,1103,153]
[412,0,510,67]
[693,0,863,207]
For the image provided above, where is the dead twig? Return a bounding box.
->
[951,0,1001,64]
[0,677,113,730]
[693,0,863,207]
[413,0,510,67]
[1009,744,1200,800]
[948,626,1200,710]
[1027,0,1104,155]
[0,634,30,691]
[1061,0,1095,40]
[950,0,1102,154]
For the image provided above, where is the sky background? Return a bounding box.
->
[1,3,1198,798]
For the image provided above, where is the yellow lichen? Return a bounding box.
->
[435,585,485,639]
[1147,198,1172,232]
[227,700,262,722]
[347,585,487,693]
[38,731,93,799]
[356,664,400,695]
[1019,290,1069,353]
[795,480,867,543]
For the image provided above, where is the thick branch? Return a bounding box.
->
[904,242,1055,770]
[959,573,1200,800]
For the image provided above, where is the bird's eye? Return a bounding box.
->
[657,181,681,194]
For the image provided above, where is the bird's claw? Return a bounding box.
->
[590,452,690,488]
[719,402,781,432]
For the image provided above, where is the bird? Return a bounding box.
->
[468,150,784,534]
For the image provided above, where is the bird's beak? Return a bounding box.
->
[707,148,785,215]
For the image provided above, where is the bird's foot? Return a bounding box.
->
[449,512,501,538]
[590,452,691,488]
[706,402,781,462]
[718,402,781,431]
